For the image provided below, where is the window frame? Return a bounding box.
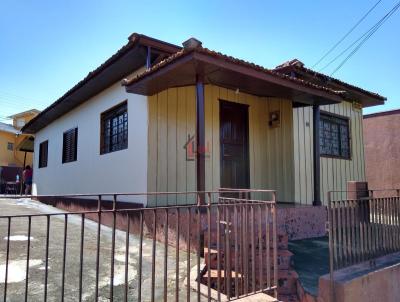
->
[62,127,78,164]
[38,140,48,168]
[100,101,128,155]
[319,111,351,160]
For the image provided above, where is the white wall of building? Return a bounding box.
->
[32,80,148,205]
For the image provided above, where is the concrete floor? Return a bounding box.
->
[288,236,329,297]
[0,198,205,302]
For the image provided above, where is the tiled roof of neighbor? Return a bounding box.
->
[0,122,19,135]
[274,59,386,101]
[122,47,345,98]
[7,109,40,119]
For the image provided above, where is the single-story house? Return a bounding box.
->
[22,34,385,206]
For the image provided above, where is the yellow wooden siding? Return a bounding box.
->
[293,101,365,204]
[147,85,295,206]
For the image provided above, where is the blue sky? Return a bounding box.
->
[0,0,399,123]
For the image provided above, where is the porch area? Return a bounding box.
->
[123,38,344,208]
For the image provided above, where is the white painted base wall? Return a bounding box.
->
[32,81,148,205]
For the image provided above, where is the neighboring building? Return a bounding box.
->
[363,109,400,191]
[22,34,385,206]
[0,109,39,168]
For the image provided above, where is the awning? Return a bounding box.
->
[17,136,34,153]
[123,46,344,106]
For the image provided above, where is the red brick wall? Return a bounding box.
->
[363,110,400,191]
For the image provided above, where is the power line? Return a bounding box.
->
[331,0,400,75]
[312,0,382,69]
[318,12,385,72]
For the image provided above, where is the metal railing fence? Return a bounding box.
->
[0,189,277,302]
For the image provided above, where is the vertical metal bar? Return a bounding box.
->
[4,217,11,301]
[95,195,102,301]
[79,214,85,302]
[265,204,271,290]
[337,201,342,267]
[234,204,239,298]
[44,215,50,301]
[124,212,130,302]
[176,208,180,302]
[197,200,201,302]
[244,203,249,295]
[351,200,356,264]
[226,204,231,300]
[258,205,263,292]
[61,214,68,302]
[187,208,191,302]
[251,205,256,293]
[207,194,211,302]
[164,209,168,302]
[343,200,349,266]
[110,195,117,302]
[328,192,335,302]
[138,211,144,302]
[24,216,31,302]
[216,205,221,302]
[332,201,338,268]
[346,200,352,265]
[151,209,157,302]
[272,193,278,299]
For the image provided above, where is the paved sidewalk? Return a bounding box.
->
[0,198,203,302]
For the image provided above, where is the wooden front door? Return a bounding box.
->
[220,101,250,189]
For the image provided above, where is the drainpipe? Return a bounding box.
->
[313,104,322,206]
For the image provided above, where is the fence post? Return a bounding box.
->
[272,191,278,299]
[328,191,335,302]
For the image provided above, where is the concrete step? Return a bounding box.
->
[204,231,288,250]
[204,247,293,270]
[278,270,299,295]
[278,294,299,302]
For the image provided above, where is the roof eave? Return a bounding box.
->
[124,50,343,106]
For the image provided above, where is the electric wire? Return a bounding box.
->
[312,0,382,69]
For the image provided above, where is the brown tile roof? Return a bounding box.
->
[274,59,386,101]
[122,47,345,98]
[22,33,181,133]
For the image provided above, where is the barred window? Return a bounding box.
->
[39,140,48,168]
[320,113,350,159]
[62,128,78,163]
[100,101,128,154]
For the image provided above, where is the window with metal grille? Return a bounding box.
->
[62,128,78,163]
[100,102,128,154]
[39,140,48,168]
[320,113,350,159]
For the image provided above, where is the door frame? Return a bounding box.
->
[219,99,250,189]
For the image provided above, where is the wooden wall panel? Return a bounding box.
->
[293,102,366,205]
[147,84,295,206]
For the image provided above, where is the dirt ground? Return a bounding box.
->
[0,198,204,302]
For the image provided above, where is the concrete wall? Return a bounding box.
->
[32,80,148,204]
[293,101,366,205]
[319,252,400,302]
[364,110,400,192]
